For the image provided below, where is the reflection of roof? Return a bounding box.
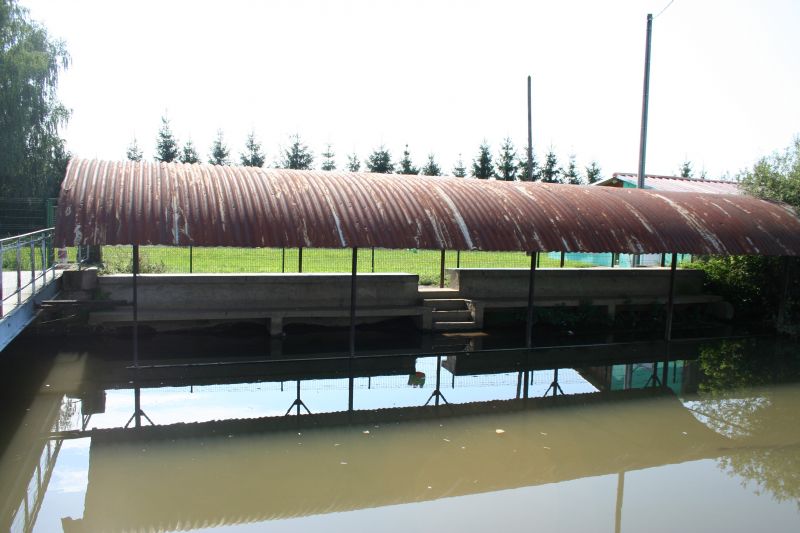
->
[55,159,800,256]
[75,389,730,532]
[598,173,742,195]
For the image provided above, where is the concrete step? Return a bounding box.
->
[423,299,468,311]
[432,309,473,322]
[418,287,460,299]
[433,320,480,332]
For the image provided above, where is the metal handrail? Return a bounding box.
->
[1,227,58,318]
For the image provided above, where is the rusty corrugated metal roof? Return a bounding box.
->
[54,159,800,255]
[601,173,742,195]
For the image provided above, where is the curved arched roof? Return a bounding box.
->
[55,158,800,255]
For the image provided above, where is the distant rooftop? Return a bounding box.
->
[596,173,742,195]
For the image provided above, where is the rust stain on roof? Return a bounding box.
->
[55,159,800,256]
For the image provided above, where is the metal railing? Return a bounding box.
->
[0,228,57,318]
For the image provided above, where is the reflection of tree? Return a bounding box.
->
[693,339,800,505]
[719,445,800,508]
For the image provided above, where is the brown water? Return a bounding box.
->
[1,336,799,532]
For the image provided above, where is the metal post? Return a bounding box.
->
[664,252,677,341]
[637,14,653,189]
[439,249,446,288]
[30,238,36,294]
[525,251,536,349]
[536,252,540,268]
[0,243,4,317]
[371,247,375,273]
[189,245,193,273]
[16,241,21,304]
[281,248,285,273]
[560,251,565,268]
[132,245,139,367]
[349,247,358,357]
[527,75,533,181]
[40,236,46,282]
[456,250,461,268]
[298,247,303,273]
[660,253,666,267]
[349,247,358,411]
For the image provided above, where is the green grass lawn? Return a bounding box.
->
[86,246,595,285]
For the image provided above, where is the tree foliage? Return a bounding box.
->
[397,145,419,175]
[366,146,394,173]
[585,161,602,184]
[496,138,517,181]
[517,150,538,181]
[208,129,230,165]
[421,154,441,176]
[452,154,467,177]
[280,134,313,170]
[680,160,693,178]
[540,149,561,183]
[155,116,179,163]
[0,0,70,197]
[740,137,800,210]
[126,137,143,162]
[346,152,361,172]
[239,131,265,167]
[180,139,199,164]
[321,144,336,171]
[471,142,494,179]
[562,155,582,184]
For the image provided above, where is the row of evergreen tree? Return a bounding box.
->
[127,116,605,184]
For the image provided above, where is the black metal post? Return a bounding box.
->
[439,249,446,288]
[525,251,537,350]
[660,253,666,267]
[298,247,303,273]
[425,355,448,406]
[371,247,375,273]
[536,252,540,268]
[281,248,285,273]
[665,252,677,341]
[134,387,141,428]
[527,75,533,181]
[456,250,461,268]
[189,245,193,273]
[132,245,139,368]
[560,251,565,268]
[349,247,358,411]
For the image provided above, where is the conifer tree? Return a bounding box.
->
[680,160,693,178]
[208,129,230,165]
[321,144,336,171]
[240,131,265,167]
[585,161,602,184]
[540,149,561,183]
[496,138,518,181]
[452,154,467,177]
[397,144,419,175]
[366,146,394,173]
[562,155,582,184]
[179,139,199,164]
[155,116,179,163]
[280,134,313,169]
[517,151,539,181]
[421,154,442,176]
[471,142,494,179]
[346,152,361,172]
[126,137,143,161]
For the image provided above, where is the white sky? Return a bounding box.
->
[22,0,800,179]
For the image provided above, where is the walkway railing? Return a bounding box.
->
[0,228,57,318]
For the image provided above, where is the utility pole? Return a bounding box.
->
[527,75,533,181]
[637,13,653,189]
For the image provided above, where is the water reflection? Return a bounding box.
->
[0,335,799,532]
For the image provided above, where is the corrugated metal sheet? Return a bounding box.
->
[603,173,742,195]
[55,159,800,256]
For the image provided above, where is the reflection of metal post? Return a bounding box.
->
[284,380,311,416]
[665,252,677,341]
[425,355,449,406]
[439,249,446,288]
[615,472,625,533]
[133,245,139,368]
[544,367,564,397]
[134,387,141,428]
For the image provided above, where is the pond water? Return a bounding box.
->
[1,334,799,532]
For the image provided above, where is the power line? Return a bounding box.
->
[654,0,675,19]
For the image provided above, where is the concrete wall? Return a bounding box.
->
[449,267,704,301]
[98,273,420,311]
